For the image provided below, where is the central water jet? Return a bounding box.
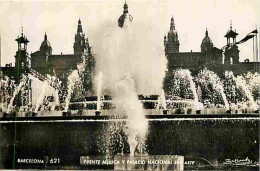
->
[92,1,166,157]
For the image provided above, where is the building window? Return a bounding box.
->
[230,57,233,65]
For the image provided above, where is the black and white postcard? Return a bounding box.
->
[0,0,259,170]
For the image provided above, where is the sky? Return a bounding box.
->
[0,0,259,66]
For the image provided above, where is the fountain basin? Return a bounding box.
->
[0,114,259,169]
[2,107,257,118]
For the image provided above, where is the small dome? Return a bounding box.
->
[201,29,213,52]
[40,39,51,48]
[40,33,52,52]
[202,29,212,44]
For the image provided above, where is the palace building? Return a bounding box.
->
[1,19,95,83]
[164,17,260,76]
[1,7,259,85]
[31,19,94,80]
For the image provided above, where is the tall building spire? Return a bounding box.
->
[77,18,83,33]
[74,18,88,55]
[21,26,24,36]
[44,31,47,40]
[165,15,179,53]
[170,16,175,31]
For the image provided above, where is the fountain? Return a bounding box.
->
[224,71,260,113]
[30,74,61,116]
[64,70,79,116]
[2,67,258,117]
[196,69,230,114]
[95,71,103,116]
[0,3,259,170]
[33,80,48,116]
[160,89,168,114]
[236,75,258,112]
[164,69,204,114]
[0,77,15,113]
[113,73,148,156]
[0,72,60,117]
[243,72,260,112]
[6,75,27,114]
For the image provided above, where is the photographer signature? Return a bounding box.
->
[223,157,252,165]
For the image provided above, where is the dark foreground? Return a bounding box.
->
[0,114,259,170]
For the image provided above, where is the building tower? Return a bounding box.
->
[74,19,87,55]
[118,1,133,28]
[201,29,213,52]
[224,22,240,64]
[164,16,180,53]
[15,28,30,76]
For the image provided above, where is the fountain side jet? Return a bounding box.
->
[118,0,133,28]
